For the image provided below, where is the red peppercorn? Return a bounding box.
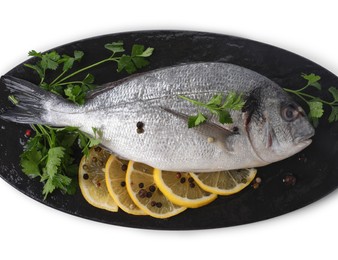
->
[283,174,297,186]
[25,129,32,137]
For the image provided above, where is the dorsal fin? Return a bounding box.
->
[86,71,148,100]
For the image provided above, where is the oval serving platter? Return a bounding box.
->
[1,30,338,230]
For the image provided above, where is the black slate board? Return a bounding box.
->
[1,30,338,230]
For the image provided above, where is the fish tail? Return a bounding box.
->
[0,75,65,125]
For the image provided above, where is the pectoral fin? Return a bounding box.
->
[161,107,236,152]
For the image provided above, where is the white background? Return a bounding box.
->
[1,0,337,259]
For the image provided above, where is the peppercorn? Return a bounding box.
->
[94,146,102,152]
[176,172,182,179]
[283,174,297,186]
[139,182,144,188]
[189,183,195,188]
[138,189,147,198]
[149,185,156,192]
[146,192,152,198]
[120,181,126,187]
[252,183,259,189]
[156,202,162,208]
[151,201,156,207]
[180,177,186,184]
[188,177,194,183]
[83,173,89,180]
[121,164,128,171]
[25,129,32,137]
[136,121,144,129]
[82,164,89,170]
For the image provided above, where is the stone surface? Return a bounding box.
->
[1,30,338,230]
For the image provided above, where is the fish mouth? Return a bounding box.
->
[294,133,314,147]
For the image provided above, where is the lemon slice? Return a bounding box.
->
[153,170,217,208]
[78,147,118,212]
[126,161,186,218]
[190,168,257,195]
[105,155,146,215]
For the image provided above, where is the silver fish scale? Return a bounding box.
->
[47,63,277,172]
[83,63,266,110]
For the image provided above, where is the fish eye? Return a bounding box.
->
[281,103,299,122]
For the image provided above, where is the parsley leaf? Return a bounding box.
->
[308,100,324,118]
[46,147,65,179]
[114,43,154,74]
[20,149,42,178]
[301,73,321,90]
[188,113,207,128]
[218,110,232,124]
[104,41,125,54]
[179,92,244,128]
[329,106,338,123]
[328,87,338,102]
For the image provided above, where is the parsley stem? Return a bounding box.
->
[284,88,334,105]
[53,56,118,86]
[57,81,84,86]
[49,70,68,86]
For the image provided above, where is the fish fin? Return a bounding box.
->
[0,76,63,124]
[160,107,236,152]
[86,72,149,100]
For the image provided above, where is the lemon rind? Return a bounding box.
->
[189,169,257,196]
[79,154,118,212]
[105,155,146,216]
[126,162,186,219]
[153,169,217,208]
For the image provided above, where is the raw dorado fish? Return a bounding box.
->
[0,63,314,172]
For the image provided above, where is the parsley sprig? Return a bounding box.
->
[21,125,101,199]
[25,41,154,105]
[179,92,245,128]
[20,41,154,198]
[283,73,338,126]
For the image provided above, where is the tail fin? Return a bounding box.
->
[0,76,63,125]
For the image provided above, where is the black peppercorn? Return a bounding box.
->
[138,189,147,198]
[136,121,144,129]
[149,185,156,192]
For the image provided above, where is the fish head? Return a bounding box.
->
[243,83,315,164]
